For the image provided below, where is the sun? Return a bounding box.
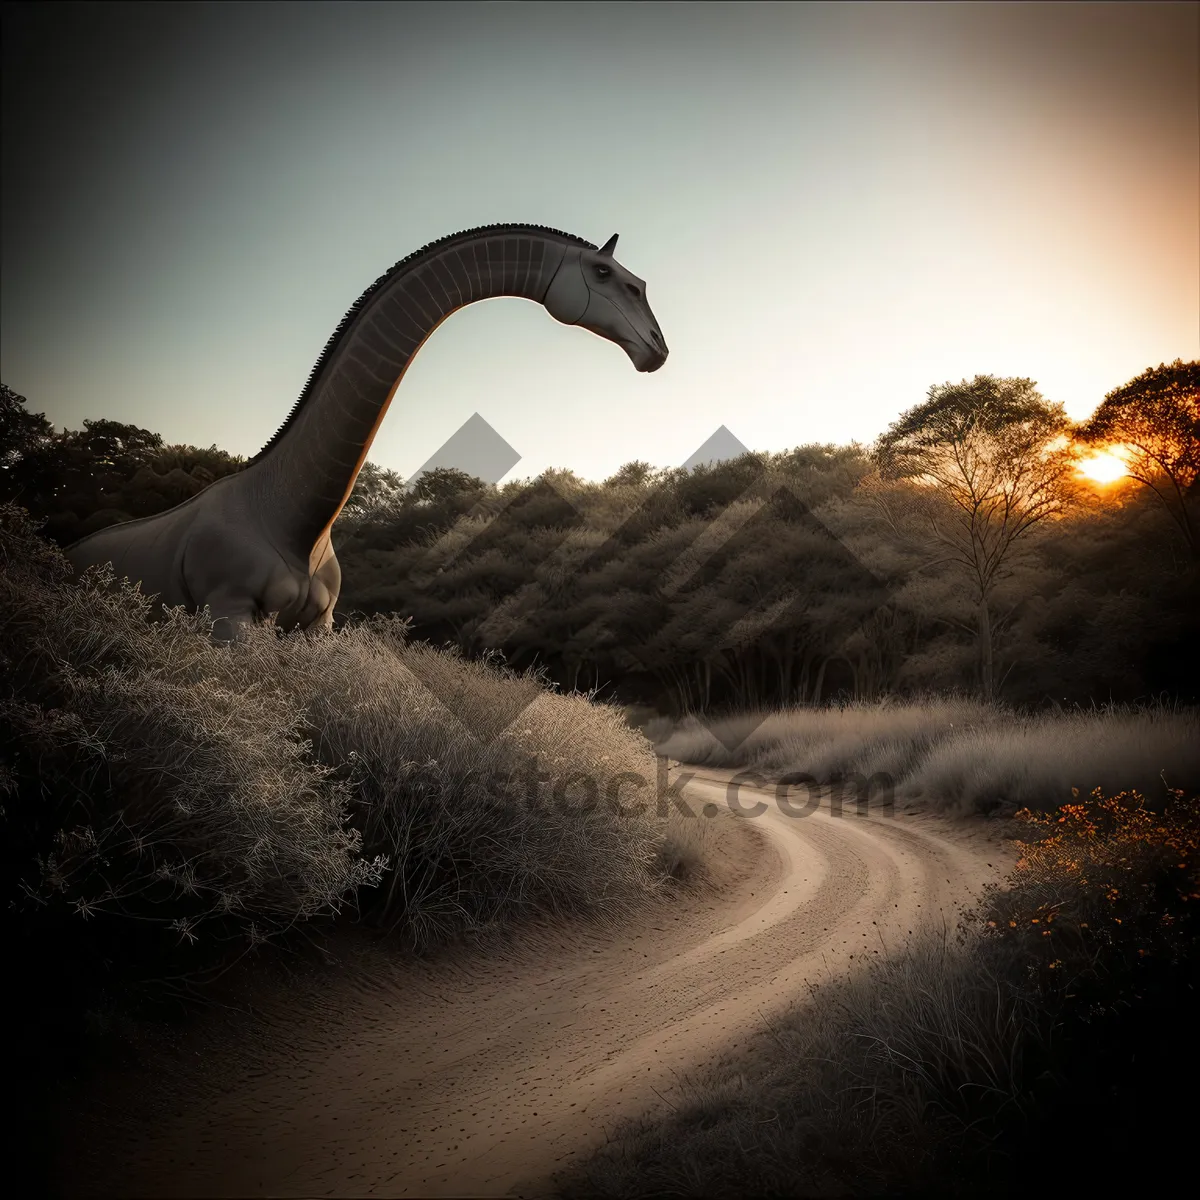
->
[1075,447,1130,484]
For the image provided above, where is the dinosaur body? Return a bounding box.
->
[64,223,667,642]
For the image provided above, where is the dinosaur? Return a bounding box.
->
[64,223,668,642]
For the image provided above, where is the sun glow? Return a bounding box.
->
[1076,448,1130,484]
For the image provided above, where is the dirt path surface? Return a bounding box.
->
[60,769,1015,1198]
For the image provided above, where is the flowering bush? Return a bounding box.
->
[986,787,1200,987]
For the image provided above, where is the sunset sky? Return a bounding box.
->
[2,1,1196,483]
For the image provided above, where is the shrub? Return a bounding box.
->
[1,502,708,1187]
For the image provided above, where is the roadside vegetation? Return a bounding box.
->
[559,783,1200,1197]
[652,697,1200,816]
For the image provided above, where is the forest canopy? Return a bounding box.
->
[2,362,1196,711]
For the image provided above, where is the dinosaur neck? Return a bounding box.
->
[249,229,574,555]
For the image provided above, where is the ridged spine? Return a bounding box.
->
[247,224,594,465]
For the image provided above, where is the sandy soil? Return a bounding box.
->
[58,768,1015,1198]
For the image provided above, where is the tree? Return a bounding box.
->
[0,383,57,504]
[43,418,163,513]
[342,460,406,516]
[120,443,246,520]
[603,460,658,489]
[410,466,486,504]
[0,386,253,543]
[873,375,1074,700]
[1075,359,1200,559]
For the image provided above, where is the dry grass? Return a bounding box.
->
[2,504,725,1195]
[179,622,672,948]
[900,704,1200,815]
[3,503,728,1193]
[653,697,1199,815]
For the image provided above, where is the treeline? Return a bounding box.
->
[2,362,1197,711]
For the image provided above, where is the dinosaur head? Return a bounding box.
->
[543,234,668,372]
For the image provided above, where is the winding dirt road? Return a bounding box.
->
[60,769,1013,1198]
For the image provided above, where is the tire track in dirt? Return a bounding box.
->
[59,769,1014,1198]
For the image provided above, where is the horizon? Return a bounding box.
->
[2,0,1196,483]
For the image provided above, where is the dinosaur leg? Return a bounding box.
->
[304,539,342,636]
[204,586,261,645]
[310,597,336,635]
[182,518,296,644]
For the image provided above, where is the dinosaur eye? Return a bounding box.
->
[594,264,612,280]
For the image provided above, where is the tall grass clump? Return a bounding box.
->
[187,619,670,948]
[900,702,1200,815]
[559,785,1200,1197]
[652,696,1199,815]
[0,505,380,978]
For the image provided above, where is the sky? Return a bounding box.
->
[2,0,1197,484]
